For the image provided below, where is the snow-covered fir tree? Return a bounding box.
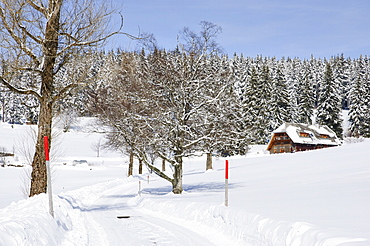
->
[348,56,370,137]
[269,61,291,128]
[317,62,343,138]
[296,61,316,124]
[333,54,351,110]
[285,58,302,123]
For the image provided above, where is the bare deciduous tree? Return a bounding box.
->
[90,137,103,158]
[89,22,226,194]
[93,49,230,194]
[179,21,223,56]
[0,0,129,196]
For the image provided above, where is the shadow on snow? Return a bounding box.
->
[141,181,239,195]
[58,193,137,212]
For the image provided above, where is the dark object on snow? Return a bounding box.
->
[117,216,130,219]
[0,152,14,157]
[72,160,88,166]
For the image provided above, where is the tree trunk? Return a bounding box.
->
[206,152,213,170]
[162,159,166,171]
[128,152,133,176]
[139,158,143,174]
[172,155,183,194]
[29,99,53,196]
[1,99,4,122]
[29,2,60,197]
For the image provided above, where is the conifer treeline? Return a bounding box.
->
[2,51,370,144]
[226,53,369,140]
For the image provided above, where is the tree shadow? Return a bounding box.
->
[58,193,137,212]
[141,187,172,196]
[141,182,238,195]
[183,182,237,193]
[59,182,240,212]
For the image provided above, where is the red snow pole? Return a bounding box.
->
[225,160,229,179]
[225,160,229,207]
[43,136,50,161]
[44,136,54,217]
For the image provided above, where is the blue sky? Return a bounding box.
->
[108,0,370,59]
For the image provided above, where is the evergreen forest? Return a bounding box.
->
[1,51,370,155]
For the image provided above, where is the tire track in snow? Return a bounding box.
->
[83,213,110,246]
[61,178,218,245]
[89,184,216,245]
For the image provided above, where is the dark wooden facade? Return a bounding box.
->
[268,132,294,153]
[267,126,339,154]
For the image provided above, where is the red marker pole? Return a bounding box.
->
[225,160,229,207]
[44,136,54,217]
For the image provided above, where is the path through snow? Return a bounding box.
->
[59,178,237,246]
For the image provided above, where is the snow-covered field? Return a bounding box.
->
[0,118,369,245]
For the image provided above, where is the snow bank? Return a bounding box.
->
[0,194,71,246]
[59,178,129,210]
[0,178,129,246]
[0,170,369,245]
[133,197,368,246]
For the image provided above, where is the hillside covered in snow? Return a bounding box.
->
[0,120,369,245]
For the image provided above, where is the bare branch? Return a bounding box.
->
[0,76,41,100]
[17,22,43,45]
[25,0,46,15]
[52,82,80,102]
[140,157,174,183]
[0,6,40,66]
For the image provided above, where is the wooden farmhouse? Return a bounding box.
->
[267,123,341,154]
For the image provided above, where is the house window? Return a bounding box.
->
[299,132,310,138]
[319,134,329,139]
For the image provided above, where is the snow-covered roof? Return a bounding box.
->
[273,122,341,146]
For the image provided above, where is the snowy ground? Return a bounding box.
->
[0,118,369,245]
